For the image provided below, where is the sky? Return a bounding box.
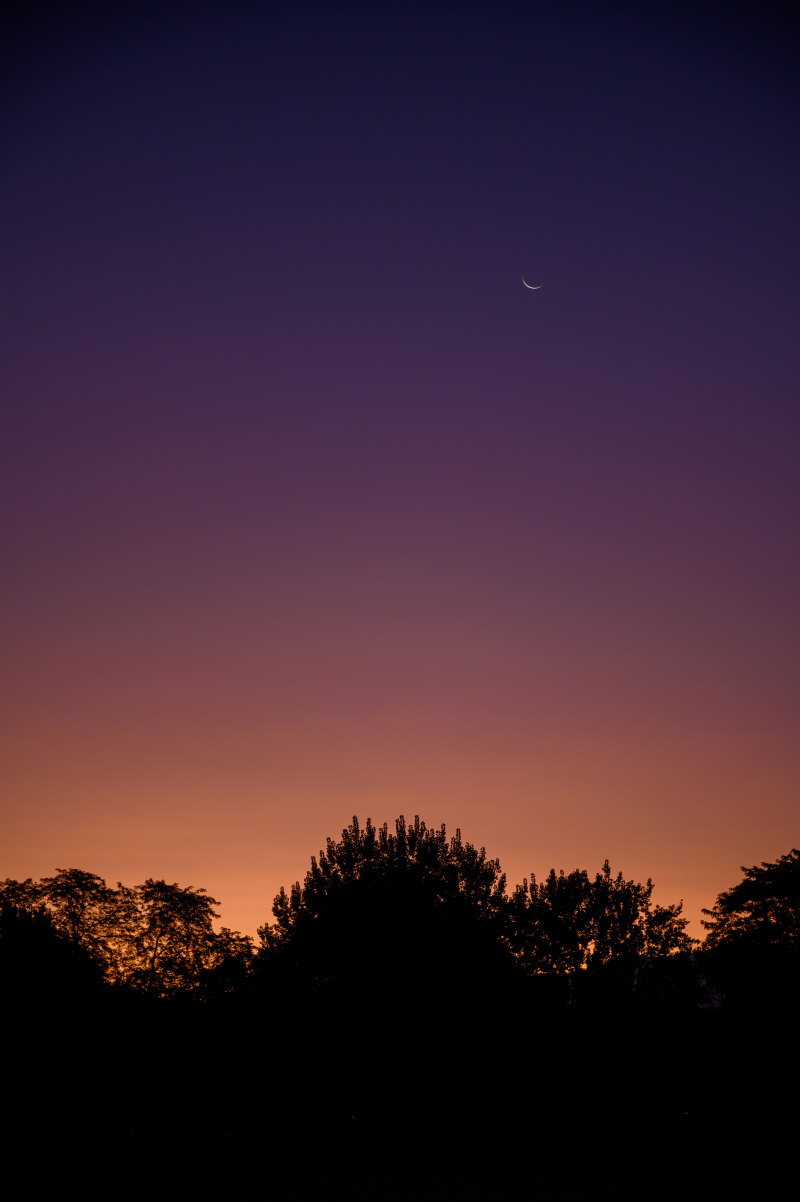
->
[2,0,798,940]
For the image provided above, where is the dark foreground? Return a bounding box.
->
[129,1168,703,1201]
[5,942,795,1202]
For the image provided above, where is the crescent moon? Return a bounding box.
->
[522,277,542,290]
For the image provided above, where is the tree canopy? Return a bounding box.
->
[258,815,509,989]
[257,815,693,989]
[0,870,253,996]
[0,819,715,1002]
[701,848,800,950]
[505,860,693,972]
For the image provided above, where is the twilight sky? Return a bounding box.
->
[2,0,798,938]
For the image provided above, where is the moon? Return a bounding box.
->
[522,277,542,290]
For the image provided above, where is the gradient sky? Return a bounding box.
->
[2,1,798,939]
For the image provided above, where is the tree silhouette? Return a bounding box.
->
[701,848,800,950]
[0,900,106,1008]
[0,877,42,910]
[259,814,509,994]
[507,859,693,973]
[2,870,252,995]
[39,868,118,957]
[127,878,220,993]
[506,866,592,972]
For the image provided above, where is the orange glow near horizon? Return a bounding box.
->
[4,656,797,942]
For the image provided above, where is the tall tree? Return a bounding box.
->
[131,878,222,994]
[259,814,508,988]
[507,860,693,972]
[701,848,800,950]
[506,867,593,972]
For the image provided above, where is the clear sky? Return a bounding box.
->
[2,0,798,939]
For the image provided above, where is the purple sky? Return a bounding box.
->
[2,1,798,937]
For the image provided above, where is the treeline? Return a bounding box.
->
[1,816,701,998]
[258,815,700,1000]
[0,869,252,996]
[2,818,798,1199]
[5,815,797,1000]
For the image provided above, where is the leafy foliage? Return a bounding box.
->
[0,819,700,1001]
[506,860,693,972]
[259,815,508,988]
[39,868,118,959]
[258,815,693,991]
[0,870,253,995]
[701,848,800,950]
[126,878,220,992]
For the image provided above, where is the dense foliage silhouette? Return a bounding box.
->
[0,869,253,995]
[0,899,106,1006]
[257,816,693,986]
[2,825,797,1198]
[506,860,693,971]
[258,815,510,997]
[701,847,800,949]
